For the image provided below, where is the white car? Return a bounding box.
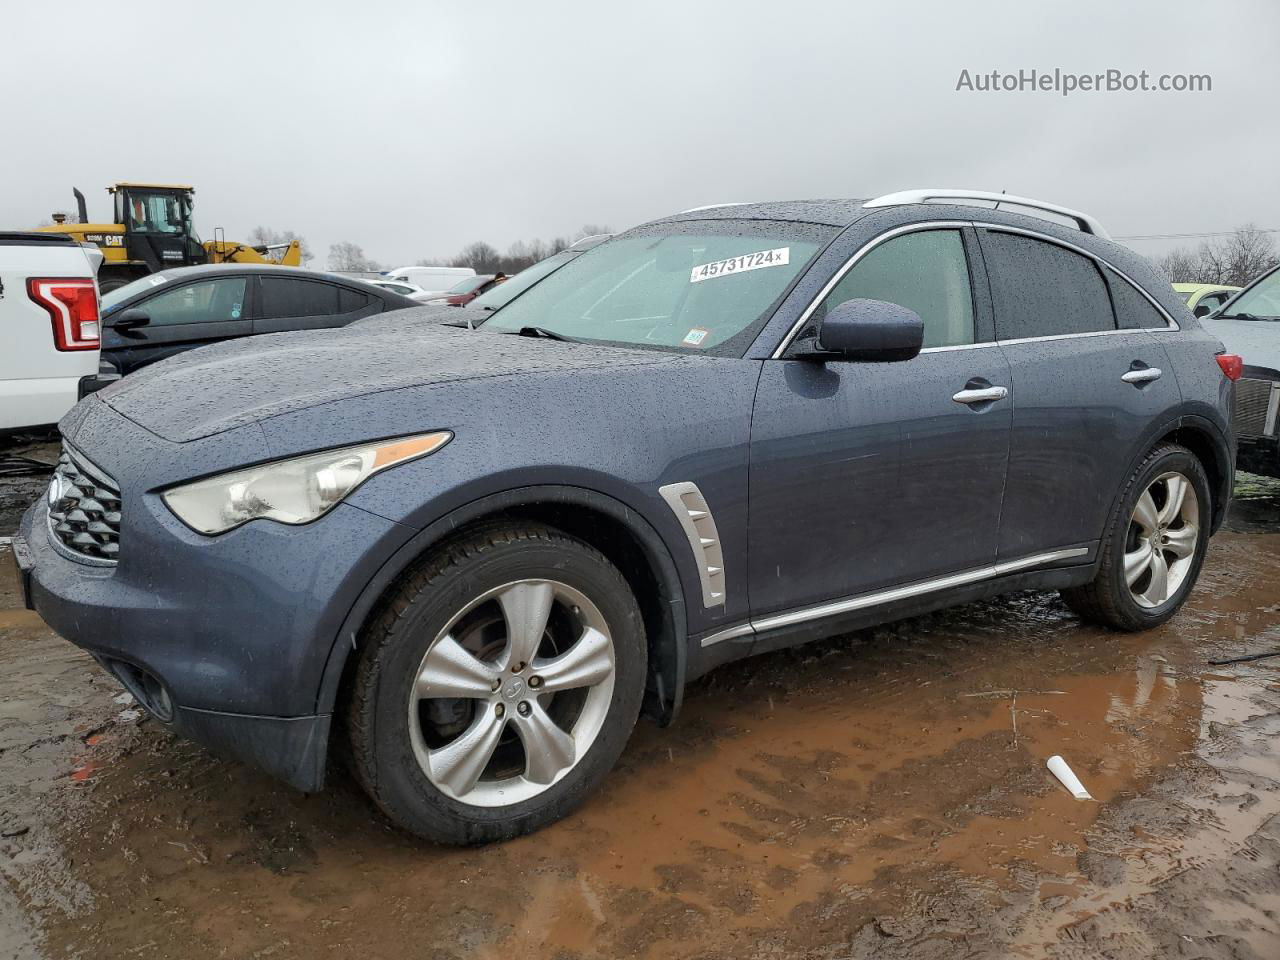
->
[1199,264,1280,478]
[381,265,475,300]
[1,232,103,431]
[363,278,436,303]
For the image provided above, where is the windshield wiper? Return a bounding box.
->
[510,326,578,342]
[1218,312,1277,321]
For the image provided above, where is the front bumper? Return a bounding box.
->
[20,487,413,791]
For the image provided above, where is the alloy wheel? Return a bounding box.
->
[1124,471,1200,609]
[407,579,616,807]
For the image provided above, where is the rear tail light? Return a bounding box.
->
[27,277,100,352]
[1216,353,1243,381]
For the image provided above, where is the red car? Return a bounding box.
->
[438,274,504,306]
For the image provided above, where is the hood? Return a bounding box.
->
[1199,316,1280,372]
[100,323,676,442]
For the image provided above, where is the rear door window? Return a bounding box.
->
[260,277,343,318]
[983,232,1115,339]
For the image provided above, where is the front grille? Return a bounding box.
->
[1233,378,1280,439]
[47,446,121,562]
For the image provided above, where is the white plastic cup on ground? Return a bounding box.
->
[1047,755,1093,800]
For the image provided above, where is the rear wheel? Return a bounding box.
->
[346,524,646,844]
[1061,444,1211,630]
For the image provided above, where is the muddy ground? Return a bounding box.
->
[2,439,1279,959]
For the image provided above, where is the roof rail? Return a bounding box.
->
[679,202,750,214]
[862,189,1109,239]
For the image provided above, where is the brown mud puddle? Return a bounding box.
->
[2,498,1279,957]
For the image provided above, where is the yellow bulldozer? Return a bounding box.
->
[37,183,302,292]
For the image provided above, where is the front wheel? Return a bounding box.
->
[97,277,131,295]
[346,524,646,844]
[1061,444,1211,630]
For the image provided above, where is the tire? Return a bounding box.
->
[346,523,647,844]
[1061,443,1211,631]
[97,277,131,295]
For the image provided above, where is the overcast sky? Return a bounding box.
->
[4,0,1277,268]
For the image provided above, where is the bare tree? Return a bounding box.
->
[328,241,381,272]
[1208,224,1278,287]
[426,224,614,276]
[251,226,314,264]
[1156,224,1279,287]
[1155,247,1203,284]
[450,241,503,273]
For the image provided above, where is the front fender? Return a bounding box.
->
[314,484,690,726]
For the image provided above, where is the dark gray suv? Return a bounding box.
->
[16,190,1239,844]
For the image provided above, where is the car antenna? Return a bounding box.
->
[993,188,1006,212]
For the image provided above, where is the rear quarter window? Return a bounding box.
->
[339,287,375,312]
[1107,270,1172,329]
[983,232,1115,339]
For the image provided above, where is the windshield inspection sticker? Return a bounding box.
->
[690,247,790,283]
[682,327,710,346]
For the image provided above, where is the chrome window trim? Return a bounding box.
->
[698,546,1089,647]
[918,341,1000,354]
[995,327,1153,348]
[770,220,971,359]
[979,223,1180,332]
[771,220,1179,359]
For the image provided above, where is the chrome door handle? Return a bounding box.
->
[952,386,1009,404]
[1121,367,1162,384]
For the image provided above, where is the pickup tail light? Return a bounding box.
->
[1216,353,1243,381]
[27,277,100,351]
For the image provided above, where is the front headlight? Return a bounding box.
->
[162,431,452,535]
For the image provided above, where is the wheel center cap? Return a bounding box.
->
[503,678,525,701]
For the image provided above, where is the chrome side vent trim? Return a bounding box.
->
[659,482,727,608]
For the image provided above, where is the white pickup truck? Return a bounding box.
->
[1,232,103,432]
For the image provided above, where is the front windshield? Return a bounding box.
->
[481,221,832,356]
[471,251,574,310]
[125,191,192,235]
[1220,269,1280,319]
[100,273,170,313]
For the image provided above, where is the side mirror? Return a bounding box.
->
[802,298,924,362]
[112,308,151,333]
[1193,304,1211,318]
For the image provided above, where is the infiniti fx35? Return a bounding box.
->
[17,190,1238,843]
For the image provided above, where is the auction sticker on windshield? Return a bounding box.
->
[690,247,790,283]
